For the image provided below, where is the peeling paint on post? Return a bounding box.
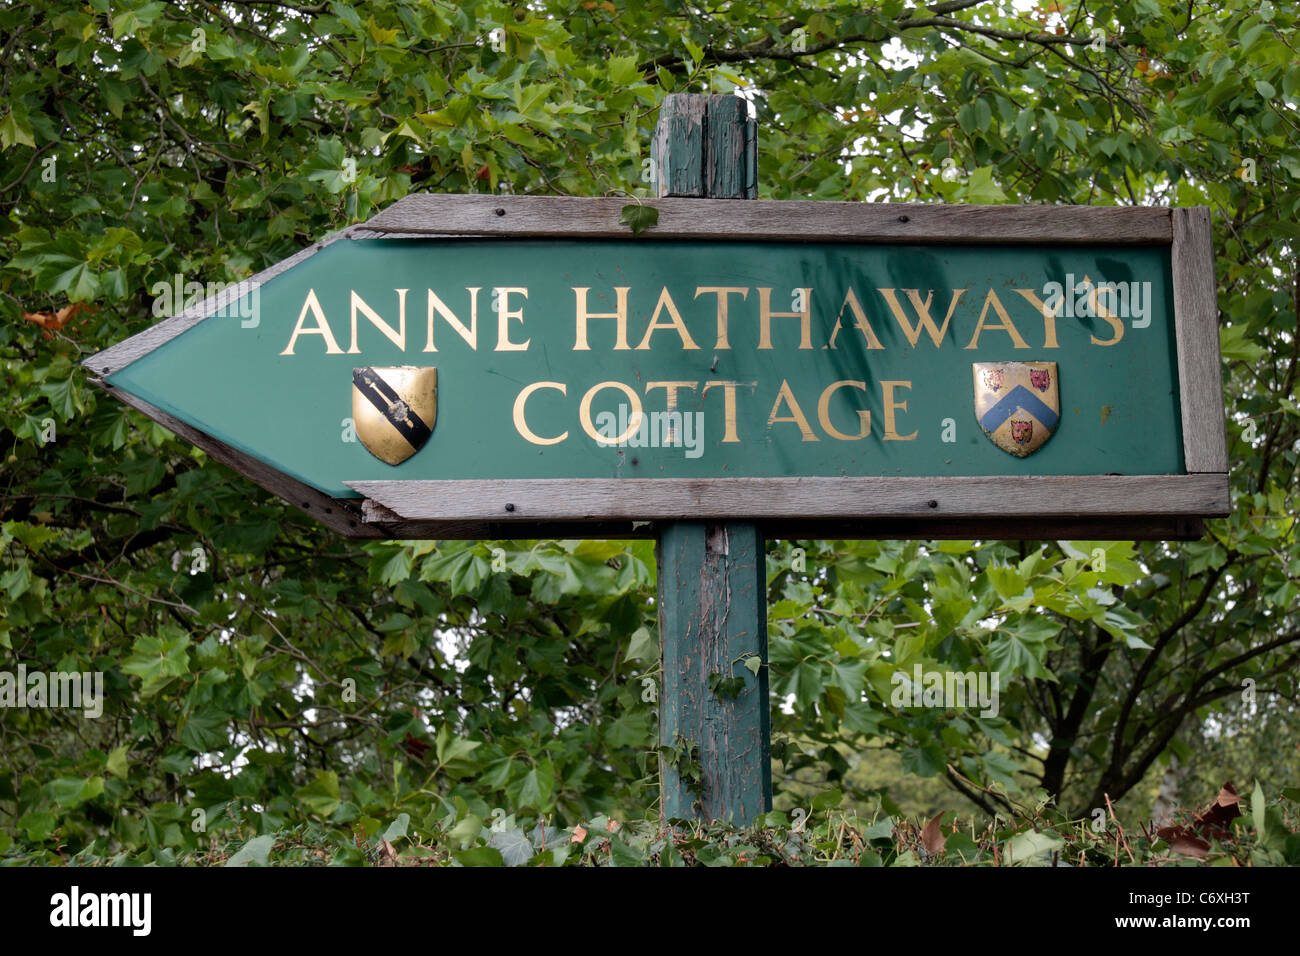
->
[653,93,771,824]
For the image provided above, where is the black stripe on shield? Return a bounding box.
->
[352,367,432,451]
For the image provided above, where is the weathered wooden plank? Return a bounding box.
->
[658,523,769,823]
[705,94,756,200]
[346,474,1230,521]
[356,194,1173,245]
[1172,207,1229,474]
[96,384,383,539]
[652,94,707,198]
[654,94,771,826]
[338,515,1206,541]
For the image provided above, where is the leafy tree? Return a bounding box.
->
[1,0,1296,863]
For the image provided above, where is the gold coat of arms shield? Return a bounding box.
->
[972,361,1059,458]
[352,366,438,466]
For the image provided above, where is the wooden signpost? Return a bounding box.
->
[85,94,1228,825]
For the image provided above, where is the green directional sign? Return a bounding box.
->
[86,195,1229,539]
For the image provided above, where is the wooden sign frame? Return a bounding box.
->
[86,196,1228,542]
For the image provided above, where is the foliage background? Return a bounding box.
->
[1,0,1298,864]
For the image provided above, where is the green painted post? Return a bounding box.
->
[652,94,771,824]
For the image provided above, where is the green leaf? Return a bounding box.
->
[0,110,36,149]
[860,817,894,840]
[435,724,481,768]
[625,626,656,662]
[106,745,129,781]
[964,166,1008,203]
[902,744,945,777]
[1220,324,1267,363]
[455,846,505,866]
[1006,828,1064,864]
[608,56,641,86]
[294,770,341,819]
[180,710,228,752]
[226,834,277,867]
[121,633,192,695]
[383,812,410,841]
[812,788,843,811]
[1251,780,1266,839]
[50,775,104,807]
[619,203,659,235]
[488,826,535,866]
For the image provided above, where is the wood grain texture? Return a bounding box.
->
[705,94,756,200]
[1172,207,1229,473]
[93,382,383,539]
[356,194,1173,245]
[654,93,770,826]
[346,474,1229,521]
[335,514,1206,541]
[658,523,770,823]
[652,93,706,198]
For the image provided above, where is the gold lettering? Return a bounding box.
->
[495,287,530,352]
[881,380,916,440]
[1087,280,1125,346]
[816,380,871,440]
[580,381,642,444]
[281,288,344,355]
[572,287,631,350]
[757,287,812,350]
[693,287,748,350]
[635,287,699,350]
[702,381,747,443]
[424,288,479,351]
[348,289,407,354]
[512,382,567,445]
[963,289,1029,350]
[645,381,698,412]
[878,288,964,348]
[767,379,818,441]
[1013,288,1059,349]
[827,289,884,350]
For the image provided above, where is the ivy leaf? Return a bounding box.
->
[489,827,535,866]
[455,846,505,867]
[619,203,658,235]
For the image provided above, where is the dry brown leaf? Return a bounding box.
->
[921,812,947,855]
[1196,782,1241,840]
[571,825,587,843]
[1167,832,1210,859]
[21,302,90,332]
[1156,781,1241,854]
